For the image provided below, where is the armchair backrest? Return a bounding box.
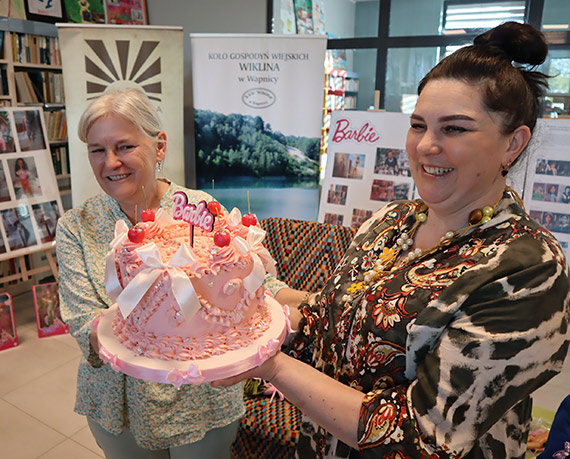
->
[260,217,356,292]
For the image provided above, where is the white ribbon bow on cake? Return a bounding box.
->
[105,220,201,320]
[232,224,277,293]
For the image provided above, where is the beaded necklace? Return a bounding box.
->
[341,188,519,305]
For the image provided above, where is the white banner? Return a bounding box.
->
[190,34,327,221]
[56,24,184,208]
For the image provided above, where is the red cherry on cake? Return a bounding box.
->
[242,213,257,227]
[128,225,145,243]
[141,208,155,222]
[207,201,222,216]
[213,230,231,247]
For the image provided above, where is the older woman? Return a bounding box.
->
[219,22,570,458]
[55,88,277,458]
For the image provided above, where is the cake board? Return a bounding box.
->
[93,294,289,387]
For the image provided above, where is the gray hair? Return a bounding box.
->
[78,88,162,143]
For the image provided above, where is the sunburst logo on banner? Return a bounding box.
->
[83,39,162,101]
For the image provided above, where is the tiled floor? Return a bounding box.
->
[1,290,103,459]
[1,290,569,459]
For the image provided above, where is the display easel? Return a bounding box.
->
[0,246,58,286]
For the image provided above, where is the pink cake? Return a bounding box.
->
[103,207,279,364]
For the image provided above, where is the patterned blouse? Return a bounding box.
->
[56,180,284,450]
[290,190,570,458]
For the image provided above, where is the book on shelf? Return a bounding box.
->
[45,110,67,141]
[0,68,9,96]
[14,71,64,104]
[14,71,39,103]
[11,32,60,66]
[51,144,70,176]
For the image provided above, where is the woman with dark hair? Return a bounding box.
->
[218,22,569,458]
[14,158,32,196]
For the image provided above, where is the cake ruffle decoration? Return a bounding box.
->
[166,366,205,388]
[256,338,280,365]
[114,242,202,320]
[100,347,120,371]
[233,224,277,294]
[282,304,293,334]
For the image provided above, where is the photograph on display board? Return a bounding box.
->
[530,210,570,234]
[63,0,105,23]
[535,158,570,177]
[370,179,411,202]
[351,208,373,230]
[326,184,348,206]
[531,182,570,203]
[374,147,411,177]
[0,111,16,153]
[32,201,61,243]
[0,293,18,351]
[13,110,46,152]
[332,152,365,180]
[0,233,6,254]
[33,283,69,338]
[1,206,37,251]
[324,212,343,226]
[7,157,42,199]
[105,0,148,24]
[0,162,11,202]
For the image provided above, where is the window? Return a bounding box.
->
[443,1,526,33]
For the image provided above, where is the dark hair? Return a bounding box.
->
[418,22,549,136]
[15,158,28,172]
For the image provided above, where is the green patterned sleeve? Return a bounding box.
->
[56,214,105,368]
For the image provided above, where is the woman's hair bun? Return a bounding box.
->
[473,21,547,66]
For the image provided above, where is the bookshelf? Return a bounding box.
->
[0,18,71,211]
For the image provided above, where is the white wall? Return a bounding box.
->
[146,0,268,187]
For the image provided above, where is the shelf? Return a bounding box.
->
[0,95,11,100]
[44,103,65,110]
[13,62,62,71]
[0,59,7,64]
[56,174,71,180]
[59,189,72,196]
[49,140,68,147]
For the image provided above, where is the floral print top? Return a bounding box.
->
[290,190,570,458]
[56,181,285,449]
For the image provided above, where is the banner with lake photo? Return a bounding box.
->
[190,34,327,220]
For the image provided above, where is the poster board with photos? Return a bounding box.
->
[0,292,18,351]
[318,110,531,231]
[318,111,412,229]
[0,107,64,261]
[524,118,570,259]
[33,282,68,337]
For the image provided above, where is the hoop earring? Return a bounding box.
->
[156,160,163,173]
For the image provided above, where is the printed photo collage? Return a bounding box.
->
[523,119,570,259]
[0,107,63,261]
[323,148,413,229]
[320,113,570,252]
[319,112,414,230]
